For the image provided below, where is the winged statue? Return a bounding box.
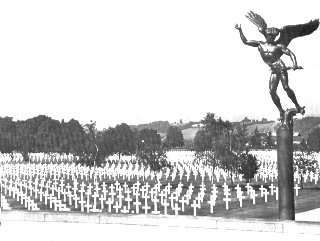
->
[235,11,319,122]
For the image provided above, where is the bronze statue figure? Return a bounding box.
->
[235,11,319,121]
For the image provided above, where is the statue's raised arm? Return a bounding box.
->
[235,24,259,47]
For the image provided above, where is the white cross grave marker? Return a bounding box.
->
[294,184,300,197]
[223,192,231,210]
[191,199,200,217]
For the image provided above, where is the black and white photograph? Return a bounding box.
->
[1,0,320,240]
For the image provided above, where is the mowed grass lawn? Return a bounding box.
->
[207,186,320,220]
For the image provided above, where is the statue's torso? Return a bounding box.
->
[258,43,283,65]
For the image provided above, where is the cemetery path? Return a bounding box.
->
[0,221,319,241]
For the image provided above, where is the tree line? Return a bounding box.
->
[0,116,89,156]
[0,115,185,169]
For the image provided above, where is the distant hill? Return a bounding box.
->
[130,121,171,134]
[181,116,320,142]
[245,122,278,136]
[244,116,320,138]
[130,120,200,138]
[129,116,320,143]
[293,116,320,138]
[180,121,199,130]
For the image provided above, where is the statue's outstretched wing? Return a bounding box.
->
[276,19,319,47]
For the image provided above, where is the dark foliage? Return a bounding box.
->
[307,127,320,152]
[136,128,169,171]
[238,151,260,183]
[164,126,184,149]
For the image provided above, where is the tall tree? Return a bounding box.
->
[83,121,97,150]
[265,131,274,149]
[231,123,248,154]
[194,113,236,182]
[201,113,232,143]
[193,129,212,151]
[307,127,320,152]
[193,129,218,169]
[164,126,184,149]
[34,118,61,153]
[215,137,239,185]
[102,127,117,156]
[250,127,261,149]
[136,128,168,171]
[238,151,260,183]
[0,117,16,153]
[113,123,136,158]
[16,121,33,161]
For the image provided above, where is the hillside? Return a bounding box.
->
[245,122,278,136]
[244,116,320,138]
[130,116,320,142]
[181,116,320,142]
[130,121,171,133]
[130,120,200,142]
[182,127,200,141]
[293,116,320,138]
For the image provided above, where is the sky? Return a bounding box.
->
[1,0,320,129]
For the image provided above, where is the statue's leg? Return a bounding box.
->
[280,71,304,113]
[269,73,284,119]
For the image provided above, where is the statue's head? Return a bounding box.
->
[261,27,280,43]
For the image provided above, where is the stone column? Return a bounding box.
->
[277,109,296,220]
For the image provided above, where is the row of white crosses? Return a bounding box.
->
[1,176,40,211]
[0,152,77,164]
[0,150,310,195]
[1,159,304,215]
[108,151,244,185]
[108,149,319,186]
[1,163,232,215]
[1,164,79,211]
[172,161,243,185]
[1,149,320,185]
[0,151,257,187]
[2,159,297,194]
[251,150,320,184]
[0,191,11,210]
[294,170,320,184]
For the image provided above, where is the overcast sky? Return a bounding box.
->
[1,0,319,129]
